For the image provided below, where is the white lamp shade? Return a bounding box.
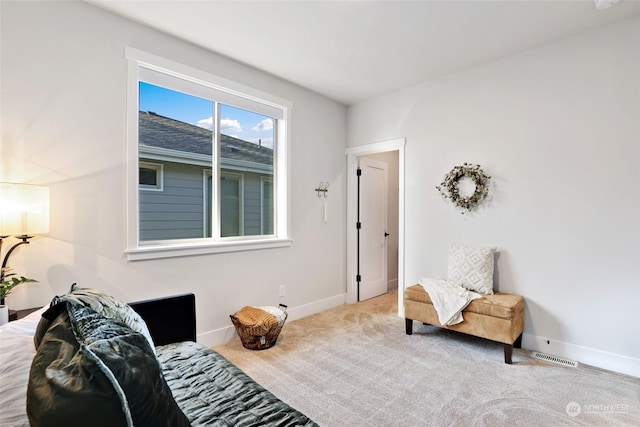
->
[0,183,50,236]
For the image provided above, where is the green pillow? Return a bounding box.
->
[27,302,190,427]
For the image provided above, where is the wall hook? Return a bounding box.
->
[315,182,329,197]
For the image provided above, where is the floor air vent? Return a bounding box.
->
[532,352,578,368]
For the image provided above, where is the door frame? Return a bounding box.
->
[346,137,406,316]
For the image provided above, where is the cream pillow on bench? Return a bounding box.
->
[447,244,496,295]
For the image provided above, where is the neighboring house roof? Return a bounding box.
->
[139,111,273,165]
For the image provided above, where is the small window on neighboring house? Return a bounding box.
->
[126,48,291,260]
[139,162,163,191]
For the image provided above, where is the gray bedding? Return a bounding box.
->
[22,287,314,426]
[158,341,318,427]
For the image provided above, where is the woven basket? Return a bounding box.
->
[230,304,287,350]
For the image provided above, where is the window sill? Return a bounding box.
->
[126,238,292,261]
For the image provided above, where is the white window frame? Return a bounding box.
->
[139,161,164,191]
[125,47,291,261]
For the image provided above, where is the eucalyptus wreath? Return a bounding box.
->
[436,163,491,214]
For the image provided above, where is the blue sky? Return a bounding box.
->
[139,82,274,148]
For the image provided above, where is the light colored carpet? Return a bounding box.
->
[214,291,639,426]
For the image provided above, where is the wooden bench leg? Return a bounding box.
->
[504,333,523,364]
[504,344,513,364]
[514,333,523,349]
[405,318,413,335]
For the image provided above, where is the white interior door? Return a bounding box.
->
[358,157,388,301]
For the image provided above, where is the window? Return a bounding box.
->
[220,172,242,237]
[261,177,274,235]
[126,48,291,260]
[139,162,163,191]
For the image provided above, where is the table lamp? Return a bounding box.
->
[0,182,50,311]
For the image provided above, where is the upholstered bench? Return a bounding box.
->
[404,284,524,364]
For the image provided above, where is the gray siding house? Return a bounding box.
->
[138,111,273,241]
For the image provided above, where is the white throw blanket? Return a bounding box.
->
[419,277,482,326]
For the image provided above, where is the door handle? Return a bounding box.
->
[384,232,390,237]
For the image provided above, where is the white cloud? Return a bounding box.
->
[221,118,242,134]
[198,117,243,134]
[252,118,273,133]
[196,116,213,130]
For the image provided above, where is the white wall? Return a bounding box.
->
[348,17,640,377]
[0,1,347,345]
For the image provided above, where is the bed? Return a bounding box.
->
[0,286,317,427]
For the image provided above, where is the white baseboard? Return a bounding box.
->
[388,279,398,291]
[197,293,347,348]
[523,333,639,378]
[198,325,238,348]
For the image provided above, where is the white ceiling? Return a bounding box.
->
[88,0,640,105]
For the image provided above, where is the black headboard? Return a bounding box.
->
[129,293,196,346]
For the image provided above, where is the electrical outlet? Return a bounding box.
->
[279,285,286,297]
